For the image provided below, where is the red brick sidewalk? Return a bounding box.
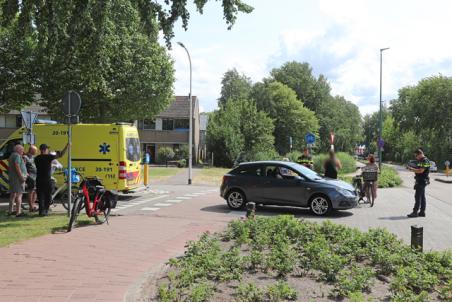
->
[0,193,233,302]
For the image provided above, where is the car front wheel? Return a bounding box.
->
[310,195,332,216]
[226,190,246,210]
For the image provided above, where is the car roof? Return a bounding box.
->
[238,160,296,166]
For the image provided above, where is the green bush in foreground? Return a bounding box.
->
[157,216,451,302]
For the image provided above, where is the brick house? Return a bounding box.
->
[137,96,200,163]
[0,97,201,164]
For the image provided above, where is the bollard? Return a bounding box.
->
[143,164,149,186]
[246,202,256,219]
[411,225,423,252]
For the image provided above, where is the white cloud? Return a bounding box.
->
[170,0,452,116]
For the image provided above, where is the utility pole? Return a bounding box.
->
[379,47,389,170]
[177,42,193,185]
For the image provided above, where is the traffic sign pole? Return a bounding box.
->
[62,91,82,217]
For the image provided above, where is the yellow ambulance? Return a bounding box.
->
[0,123,142,194]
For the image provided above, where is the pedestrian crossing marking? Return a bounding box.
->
[141,207,160,211]
[154,203,172,207]
[166,200,182,203]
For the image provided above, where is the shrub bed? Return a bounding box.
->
[155,216,451,302]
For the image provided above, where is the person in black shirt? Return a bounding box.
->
[407,148,431,218]
[35,143,69,216]
[297,148,314,170]
[323,150,342,179]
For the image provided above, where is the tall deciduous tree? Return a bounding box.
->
[317,96,362,152]
[252,81,319,155]
[218,68,253,107]
[0,0,253,119]
[207,99,275,167]
[390,75,452,166]
[270,61,331,113]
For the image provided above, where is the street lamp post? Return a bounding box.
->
[177,42,193,185]
[378,47,389,171]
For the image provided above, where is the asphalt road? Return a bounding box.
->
[390,164,452,207]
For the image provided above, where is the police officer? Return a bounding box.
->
[407,148,431,218]
[297,148,314,170]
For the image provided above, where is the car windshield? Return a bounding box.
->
[287,162,323,180]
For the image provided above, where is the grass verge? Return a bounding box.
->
[156,216,451,302]
[0,209,91,247]
[148,167,182,182]
[192,167,230,186]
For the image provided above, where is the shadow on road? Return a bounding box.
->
[378,216,409,221]
[201,204,354,219]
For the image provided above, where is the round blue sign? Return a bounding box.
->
[305,133,316,144]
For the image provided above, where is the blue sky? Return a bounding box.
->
[168,0,452,115]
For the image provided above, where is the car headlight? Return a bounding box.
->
[336,188,355,197]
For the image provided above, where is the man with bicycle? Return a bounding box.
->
[407,148,431,218]
[35,143,69,216]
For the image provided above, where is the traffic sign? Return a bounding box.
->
[20,111,38,129]
[62,91,82,116]
[22,132,35,145]
[305,133,316,145]
[378,138,385,148]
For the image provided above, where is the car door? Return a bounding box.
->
[232,164,263,202]
[256,164,310,206]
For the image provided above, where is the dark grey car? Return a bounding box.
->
[220,161,358,216]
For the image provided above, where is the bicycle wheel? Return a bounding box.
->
[54,185,80,210]
[67,197,83,232]
[94,206,111,224]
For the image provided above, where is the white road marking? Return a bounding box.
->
[141,207,160,211]
[166,200,182,203]
[112,195,169,212]
[154,203,172,207]
[176,196,191,200]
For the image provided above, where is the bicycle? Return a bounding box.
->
[67,172,117,232]
[21,170,78,211]
[352,170,378,207]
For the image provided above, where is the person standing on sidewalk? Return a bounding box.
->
[7,144,28,217]
[35,143,69,216]
[24,145,38,212]
[407,148,431,218]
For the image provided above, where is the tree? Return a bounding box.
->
[252,81,319,154]
[218,68,253,107]
[270,61,331,113]
[0,0,253,119]
[390,75,452,167]
[207,99,275,167]
[0,24,36,112]
[317,96,363,152]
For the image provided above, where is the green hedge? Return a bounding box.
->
[313,152,356,174]
[378,166,403,188]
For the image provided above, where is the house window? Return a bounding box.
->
[162,119,174,130]
[143,119,155,130]
[174,119,189,129]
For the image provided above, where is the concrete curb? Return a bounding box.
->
[435,178,452,184]
[124,262,171,302]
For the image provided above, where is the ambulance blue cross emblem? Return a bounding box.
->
[99,143,110,154]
